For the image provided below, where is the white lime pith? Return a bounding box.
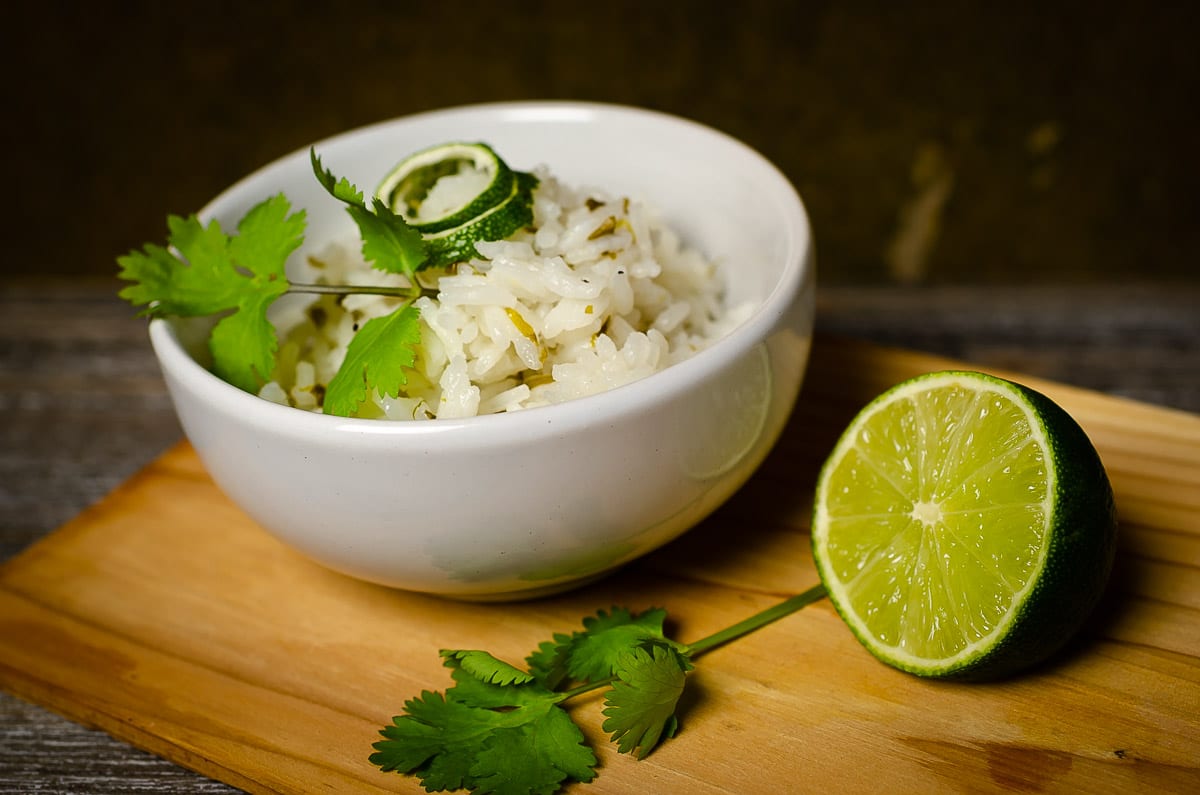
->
[811,370,1118,680]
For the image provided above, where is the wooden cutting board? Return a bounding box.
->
[2,336,1198,793]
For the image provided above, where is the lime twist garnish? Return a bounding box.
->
[376,142,538,270]
[811,370,1118,680]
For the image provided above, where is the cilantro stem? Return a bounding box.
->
[288,282,437,300]
[556,677,617,702]
[554,584,829,700]
[685,583,828,657]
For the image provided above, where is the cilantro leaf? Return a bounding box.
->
[230,192,307,280]
[371,689,501,789]
[351,198,429,278]
[568,607,674,683]
[443,666,557,712]
[309,148,365,207]
[370,668,597,794]
[322,304,421,417]
[470,707,598,795]
[118,216,243,317]
[442,650,535,687]
[526,631,576,690]
[117,195,304,392]
[208,287,286,392]
[311,148,428,279]
[601,641,692,759]
[527,607,681,687]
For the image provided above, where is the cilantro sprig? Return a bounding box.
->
[117,194,304,392]
[118,146,529,417]
[371,587,827,793]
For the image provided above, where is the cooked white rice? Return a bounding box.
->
[259,166,753,419]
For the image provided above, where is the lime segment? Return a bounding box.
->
[811,370,1117,679]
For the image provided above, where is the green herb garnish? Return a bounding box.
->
[117,194,305,393]
[118,144,535,417]
[372,590,827,793]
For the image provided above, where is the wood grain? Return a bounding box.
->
[1,336,1196,794]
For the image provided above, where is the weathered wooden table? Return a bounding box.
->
[2,280,1196,793]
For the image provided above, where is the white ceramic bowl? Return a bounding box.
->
[149,101,815,599]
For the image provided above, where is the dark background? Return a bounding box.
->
[7,1,1197,287]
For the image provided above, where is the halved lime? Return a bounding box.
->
[811,370,1117,680]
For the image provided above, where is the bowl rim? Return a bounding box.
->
[148,100,813,441]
